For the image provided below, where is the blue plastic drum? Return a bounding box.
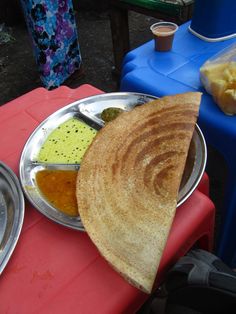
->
[189,0,236,42]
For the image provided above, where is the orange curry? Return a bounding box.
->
[36,169,79,217]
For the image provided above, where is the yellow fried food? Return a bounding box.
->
[200,61,236,115]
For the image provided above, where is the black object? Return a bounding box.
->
[154,249,236,314]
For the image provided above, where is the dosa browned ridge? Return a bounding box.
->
[76,92,202,293]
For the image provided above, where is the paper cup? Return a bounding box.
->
[150,22,178,52]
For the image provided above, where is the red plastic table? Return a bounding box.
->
[0,84,215,314]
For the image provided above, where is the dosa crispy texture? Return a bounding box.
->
[76,92,202,293]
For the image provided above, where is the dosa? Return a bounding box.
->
[76,92,202,293]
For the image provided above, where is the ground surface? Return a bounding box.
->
[0,8,157,105]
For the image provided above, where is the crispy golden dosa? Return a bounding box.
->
[76,92,202,293]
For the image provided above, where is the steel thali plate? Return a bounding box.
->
[0,162,25,274]
[19,92,207,231]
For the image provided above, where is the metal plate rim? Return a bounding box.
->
[0,161,25,274]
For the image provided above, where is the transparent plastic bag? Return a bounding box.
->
[200,43,236,115]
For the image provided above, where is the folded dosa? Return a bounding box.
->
[76,92,202,293]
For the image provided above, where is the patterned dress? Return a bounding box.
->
[20,0,82,89]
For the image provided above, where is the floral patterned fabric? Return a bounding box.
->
[20,0,82,89]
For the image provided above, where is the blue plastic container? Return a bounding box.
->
[189,0,236,41]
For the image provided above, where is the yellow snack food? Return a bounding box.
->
[200,61,236,115]
[37,118,97,163]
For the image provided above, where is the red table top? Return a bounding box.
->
[0,84,212,314]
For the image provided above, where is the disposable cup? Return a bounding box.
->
[150,22,178,52]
